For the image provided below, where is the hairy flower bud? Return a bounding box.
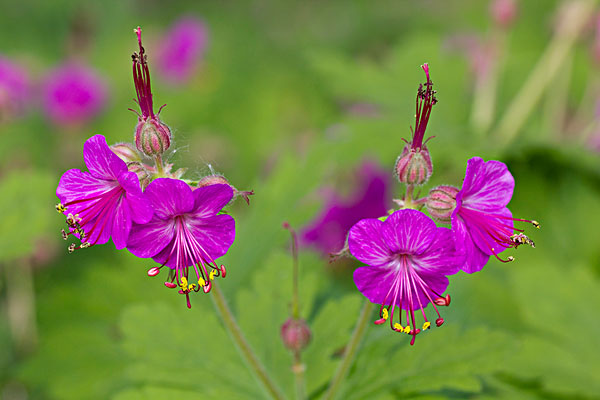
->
[197,174,254,205]
[135,119,171,157]
[280,317,311,352]
[426,185,459,222]
[110,142,141,163]
[395,144,433,185]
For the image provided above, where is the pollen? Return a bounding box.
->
[180,276,188,291]
[422,321,431,330]
[403,326,410,334]
[532,220,540,229]
[382,308,389,321]
[209,269,217,281]
[198,277,206,287]
[393,323,404,331]
[55,203,66,213]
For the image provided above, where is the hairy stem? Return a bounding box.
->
[154,154,165,177]
[210,282,286,400]
[322,300,374,400]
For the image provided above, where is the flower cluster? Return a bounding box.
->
[55,27,250,308]
[347,64,539,344]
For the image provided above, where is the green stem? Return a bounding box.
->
[470,28,505,135]
[542,54,572,142]
[491,0,596,147]
[210,282,286,400]
[154,155,165,177]
[4,261,38,355]
[322,300,374,400]
[292,355,306,400]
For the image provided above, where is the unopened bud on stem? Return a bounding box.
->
[281,317,311,353]
[395,144,433,185]
[426,185,459,222]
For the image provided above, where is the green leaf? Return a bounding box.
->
[118,301,262,398]
[505,260,600,397]
[236,249,362,397]
[339,325,513,399]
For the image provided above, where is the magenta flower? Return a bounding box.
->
[452,157,538,273]
[42,62,108,126]
[302,161,391,256]
[127,179,235,308]
[56,135,153,251]
[0,55,30,120]
[348,209,462,345]
[157,17,208,84]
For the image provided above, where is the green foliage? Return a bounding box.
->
[2,0,600,398]
[339,326,513,399]
[0,170,56,261]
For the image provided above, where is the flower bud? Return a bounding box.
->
[490,0,517,28]
[426,185,459,222]
[110,142,141,163]
[135,118,171,157]
[395,144,433,185]
[197,174,254,205]
[280,317,311,352]
[197,174,230,187]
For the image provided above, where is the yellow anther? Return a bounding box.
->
[80,242,90,249]
[188,283,196,291]
[180,276,188,290]
[55,203,66,213]
[198,277,206,287]
[507,256,515,262]
[532,220,540,229]
[393,323,404,331]
[209,270,217,281]
[403,326,410,334]
[422,321,431,330]
[381,308,389,321]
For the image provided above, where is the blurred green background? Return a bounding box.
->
[1,0,599,399]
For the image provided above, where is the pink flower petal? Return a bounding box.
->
[118,171,153,224]
[111,197,131,250]
[348,218,392,267]
[56,168,117,210]
[192,184,234,218]
[186,214,235,261]
[83,135,126,180]
[381,209,436,255]
[145,178,195,219]
[411,227,462,276]
[460,157,514,211]
[127,216,176,259]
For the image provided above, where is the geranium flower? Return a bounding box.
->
[157,17,208,84]
[0,55,30,120]
[56,134,153,251]
[42,62,108,126]
[451,157,538,273]
[127,178,235,308]
[348,209,462,345]
[302,161,390,256]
